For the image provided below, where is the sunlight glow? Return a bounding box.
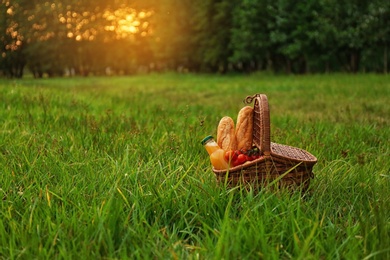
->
[54,6,153,41]
[101,7,151,39]
[2,2,154,53]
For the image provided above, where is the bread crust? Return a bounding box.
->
[235,106,253,151]
[217,116,237,151]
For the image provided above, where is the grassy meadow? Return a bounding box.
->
[0,73,389,259]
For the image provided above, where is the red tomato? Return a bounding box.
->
[232,159,241,167]
[232,150,240,160]
[236,154,247,165]
[224,150,234,162]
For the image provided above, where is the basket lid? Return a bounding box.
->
[245,94,317,164]
[245,94,271,155]
[271,142,318,163]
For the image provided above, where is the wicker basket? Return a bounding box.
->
[212,94,317,192]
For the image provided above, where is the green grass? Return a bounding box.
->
[0,73,389,259]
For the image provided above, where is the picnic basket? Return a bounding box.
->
[212,94,317,192]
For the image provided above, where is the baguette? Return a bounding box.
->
[235,106,253,151]
[217,116,237,151]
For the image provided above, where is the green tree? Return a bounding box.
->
[316,0,373,73]
[146,0,195,71]
[266,0,322,73]
[0,0,30,77]
[2,0,389,77]
[192,0,238,72]
[24,1,69,77]
[230,0,271,72]
[363,0,390,73]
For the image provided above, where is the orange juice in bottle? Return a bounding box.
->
[201,135,229,170]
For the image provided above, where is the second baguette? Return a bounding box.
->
[235,106,253,151]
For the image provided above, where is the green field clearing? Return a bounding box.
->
[0,73,389,259]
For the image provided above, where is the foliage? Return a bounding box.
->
[0,0,389,77]
[192,0,238,72]
[230,0,271,71]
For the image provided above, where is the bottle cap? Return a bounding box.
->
[201,135,214,145]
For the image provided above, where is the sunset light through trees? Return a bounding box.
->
[1,0,389,77]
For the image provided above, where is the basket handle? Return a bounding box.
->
[244,94,271,155]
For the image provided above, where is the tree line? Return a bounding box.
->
[1,0,389,78]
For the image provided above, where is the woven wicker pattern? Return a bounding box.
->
[213,94,317,192]
[271,143,317,163]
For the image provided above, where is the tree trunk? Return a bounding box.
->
[384,45,388,74]
[325,61,330,74]
[266,53,273,72]
[350,50,360,73]
[286,59,292,74]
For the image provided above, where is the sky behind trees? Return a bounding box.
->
[1,0,389,78]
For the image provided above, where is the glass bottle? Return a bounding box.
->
[201,135,229,170]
